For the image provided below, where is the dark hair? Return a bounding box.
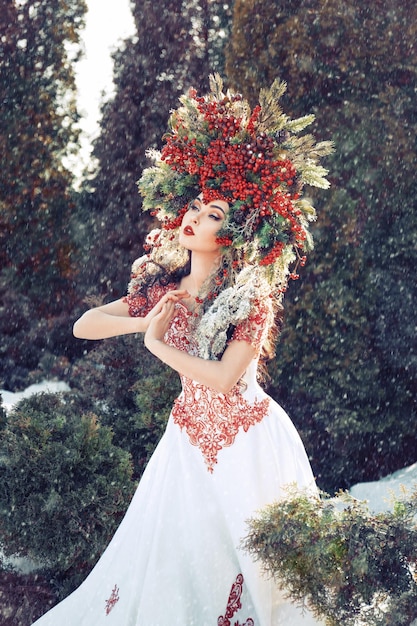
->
[130,252,284,377]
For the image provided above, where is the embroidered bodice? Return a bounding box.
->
[125,282,270,472]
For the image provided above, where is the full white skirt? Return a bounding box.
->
[32,375,322,625]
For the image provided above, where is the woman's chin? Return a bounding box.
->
[178,234,192,249]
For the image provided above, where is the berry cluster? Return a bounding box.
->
[198,100,242,138]
[259,242,285,266]
[215,235,234,247]
[160,99,306,263]
[247,105,261,135]
[138,75,332,292]
[145,78,329,273]
[162,205,188,230]
[161,133,200,174]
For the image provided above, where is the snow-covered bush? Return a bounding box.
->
[244,488,417,625]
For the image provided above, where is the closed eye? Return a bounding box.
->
[188,200,224,221]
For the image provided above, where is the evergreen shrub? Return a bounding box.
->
[0,392,135,590]
[244,488,417,625]
[0,284,84,390]
[70,334,180,481]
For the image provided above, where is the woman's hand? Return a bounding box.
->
[144,300,177,354]
[73,289,189,340]
[143,289,189,332]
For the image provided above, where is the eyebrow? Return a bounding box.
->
[194,197,226,216]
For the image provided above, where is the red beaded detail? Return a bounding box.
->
[105,584,119,615]
[230,299,270,354]
[218,574,254,626]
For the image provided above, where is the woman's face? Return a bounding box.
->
[179,195,229,254]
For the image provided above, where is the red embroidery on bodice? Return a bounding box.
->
[166,305,269,472]
[126,283,270,472]
[218,574,254,626]
[172,377,268,472]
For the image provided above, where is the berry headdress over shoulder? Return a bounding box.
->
[137,73,333,292]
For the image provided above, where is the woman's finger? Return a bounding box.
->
[154,300,173,321]
[165,290,189,302]
[162,300,175,316]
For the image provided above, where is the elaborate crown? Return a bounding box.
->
[138,74,333,288]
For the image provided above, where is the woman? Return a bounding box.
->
[33,75,332,625]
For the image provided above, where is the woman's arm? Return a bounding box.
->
[144,300,257,394]
[73,289,189,340]
[73,299,146,340]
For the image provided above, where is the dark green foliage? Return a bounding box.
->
[0,0,88,389]
[0,0,86,309]
[244,488,417,625]
[0,285,85,390]
[0,392,134,584]
[226,0,417,110]
[0,569,57,626]
[0,396,6,432]
[76,0,233,300]
[129,348,181,475]
[70,335,180,480]
[227,0,417,491]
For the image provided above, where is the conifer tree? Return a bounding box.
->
[226,0,417,491]
[0,0,86,310]
[77,0,232,298]
[0,0,87,388]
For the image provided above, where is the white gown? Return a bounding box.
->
[32,291,322,626]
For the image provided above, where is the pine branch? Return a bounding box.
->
[209,73,225,99]
[301,163,331,189]
[257,79,288,132]
[285,114,316,133]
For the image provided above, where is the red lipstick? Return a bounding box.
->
[183,225,194,235]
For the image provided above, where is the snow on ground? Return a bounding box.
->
[0,380,70,413]
[350,462,417,513]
